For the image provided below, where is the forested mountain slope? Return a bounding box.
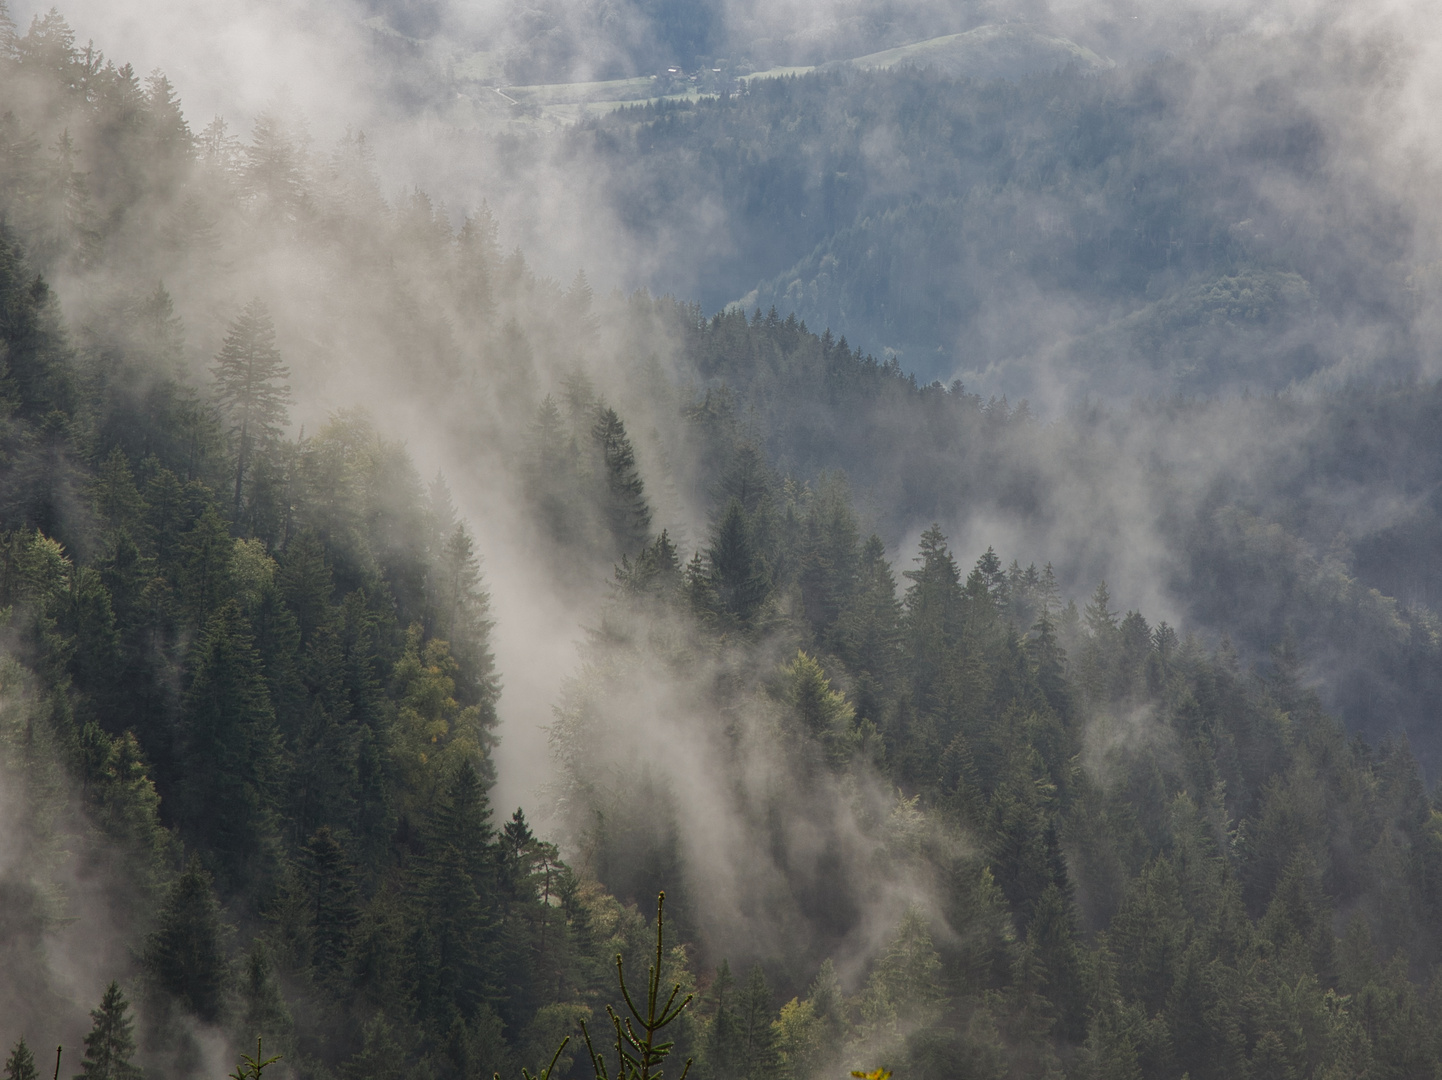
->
[1,9,1442,1080]
[507,30,1434,396]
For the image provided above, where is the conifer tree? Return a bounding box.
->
[410,761,499,1026]
[616,530,683,599]
[144,859,228,1022]
[75,982,142,1080]
[733,965,779,1080]
[780,651,859,767]
[241,941,293,1051]
[302,825,359,979]
[177,599,280,883]
[592,406,651,557]
[340,1017,405,1080]
[836,533,903,705]
[277,529,334,648]
[243,114,304,216]
[0,2,16,58]
[708,499,770,629]
[456,204,499,322]
[434,522,499,714]
[701,961,738,1080]
[4,1037,37,1080]
[903,524,961,712]
[212,298,290,514]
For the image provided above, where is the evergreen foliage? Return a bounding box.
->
[211,299,290,514]
[4,1039,37,1080]
[143,860,228,1023]
[2,15,1442,1080]
[74,983,141,1080]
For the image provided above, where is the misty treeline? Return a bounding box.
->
[536,34,1427,395]
[2,7,1442,1080]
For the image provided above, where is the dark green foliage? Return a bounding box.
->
[211,299,290,513]
[592,407,652,558]
[4,19,1442,1080]
[300,826,359,979]
[75,982,141,1080]
[144,860,228,1023]
[177,600,280,886]
[4,1039,37,1080]
[731,965,778,1080]
[704,499,770,630]
[240,942,293,1052]
[0,224,75,419]
[580,892,694,1080]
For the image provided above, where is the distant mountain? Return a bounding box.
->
[829,22,1111,81]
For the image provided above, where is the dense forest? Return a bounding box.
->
[3,6,1442,1080]
[540,48,1423,393]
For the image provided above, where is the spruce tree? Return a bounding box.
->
[212,298,290,514]
[144,859,228,1022]
[902,524,962,713]
[411,761,498,1026]
[733,964,779,1080]
[4,1038,37,1080]
[177,600,280,886]
[241,941,293,1051]
[302,826,359,979]
[591,406,651,557]
[701,961,738,1080]
[75,982,141,1080]
[433,522,499,715]
[708,499,770,629]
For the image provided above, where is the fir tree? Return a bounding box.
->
[302,826,359,979]
[75,982,141,1080]
[433,522,499,715]
[177,600,280,885]
[592,406,652,558]
[212,298,290,514]
[5,1038,37,1080]
[144,859,228,1022]
[733,964,779,1080]
[708,499,770,629]
[241,941,293,1051]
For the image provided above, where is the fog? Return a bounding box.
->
[2,0,1442,1067]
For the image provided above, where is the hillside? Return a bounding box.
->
[831,23,1111,79]
[1,9,1442,1080]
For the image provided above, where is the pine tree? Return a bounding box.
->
[591,406,651,557]
[243,113,304,216]
[0,2,16,58]
[212,298,290,514]
[733,964,779,1080]
[75,982,142,1080]
[5,1038,37,1080]
[176,503,234,625]
[277,529,334,648]
[177,600,280,885]
[780,651,859,767]
[524,394,584,550]
[241,941,293,1050]
[616,530,683,599]
[708,499,770,629]
[456,204,499,323]
[836,533,903,709]
[903,524,962,713]
[701,961,739,1080]
[410,761,499,1026]
[433,522,499,715]
[340,1017,405,1080]
[144,859,228,1022]
[302,826,359,979]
